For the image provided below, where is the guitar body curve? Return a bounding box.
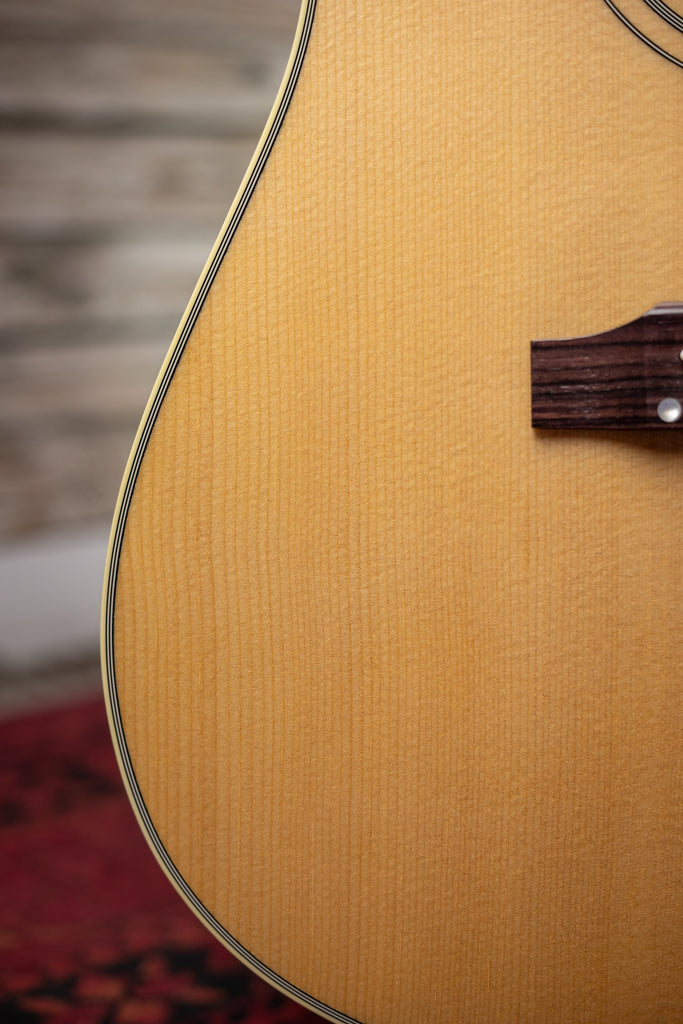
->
[103,2,683,1022]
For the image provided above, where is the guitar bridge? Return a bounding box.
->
[531,303,683,429]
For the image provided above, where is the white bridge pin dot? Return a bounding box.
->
[657,397,682,423]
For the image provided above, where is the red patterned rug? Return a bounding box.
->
[0,696,319,1024]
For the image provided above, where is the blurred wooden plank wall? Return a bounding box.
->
[0,0,300,541]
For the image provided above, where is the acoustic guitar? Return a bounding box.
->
[102,2,682,1021]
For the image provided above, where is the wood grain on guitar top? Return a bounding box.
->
[104,2,683,1022]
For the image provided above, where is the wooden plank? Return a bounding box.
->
[0,38,292,133]
[0,313,177,352]
[0,340,167,423]
[0,340,168,536]
[0,0,301,542]
[0,419,146,537]
[0,0,301,42]
[0,229,214,332]
[0,133,257,234]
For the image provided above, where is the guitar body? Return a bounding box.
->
[103,2,682,1021]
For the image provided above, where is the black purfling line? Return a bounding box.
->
[642,0,683,34]
[601,0,683,68]
[101,4,368,1021]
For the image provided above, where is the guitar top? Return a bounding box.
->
[103,2,683,1021]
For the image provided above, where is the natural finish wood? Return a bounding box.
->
[105,2,683,1022]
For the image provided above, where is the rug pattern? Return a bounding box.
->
[0,698,320,1024]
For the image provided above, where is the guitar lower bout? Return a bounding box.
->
[103,2,683,1022]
